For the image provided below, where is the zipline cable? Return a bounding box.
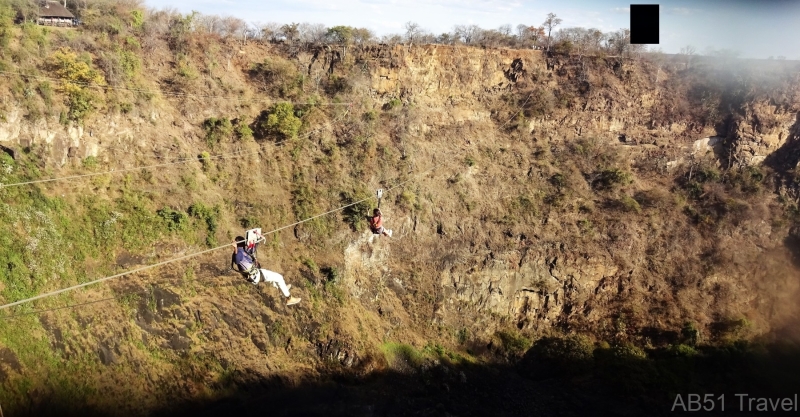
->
[0,109,352,188]
[0,173,425,314]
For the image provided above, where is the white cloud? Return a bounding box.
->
[666,7,700,16]
[611,7,629,14]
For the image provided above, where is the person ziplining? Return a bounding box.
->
[368,189,393,238]
[231,228,301,306]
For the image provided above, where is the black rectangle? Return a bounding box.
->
[630,4,659,44]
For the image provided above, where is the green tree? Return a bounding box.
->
[280,22,300,42]
[326,25,353,44]
[263,103,302,139]
[48,48,107,123]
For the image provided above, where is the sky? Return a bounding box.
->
[142,0,800,59]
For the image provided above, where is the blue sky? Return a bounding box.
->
[143,0,800,59]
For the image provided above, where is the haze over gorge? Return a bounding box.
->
[0,2,800,416]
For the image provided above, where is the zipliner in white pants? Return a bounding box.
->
[252,269,291,297]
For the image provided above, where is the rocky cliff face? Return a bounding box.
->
[1,40,800,415]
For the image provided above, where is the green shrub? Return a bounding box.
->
[37,82,53,106]
[188,202,220,234]
[157,208,188,232]
[667,344,698,357]
[526,87,556,117]
[464,155,476,166]
[578,218,593,234]
[179,173,197,190]
[383,98,402,111]
[618,195,641,213]
[130,10,144,29]
[235,118,254,141]
[177,63,197,79]
[340,189,373,231]
[117,48,141,80]
[301,256,318,273]
[457,327,469,345]
[682,321,700,346]
[48,48,106,123]
[324,75,352,96]
[82,156,99,170]
[363,110,378,122]
[497,330,533,358]
[728,166,764,194]
[553,40,574,55]
[198,151,212,171]
[695,167,720,183]
[249,57,302,98]
[118,204,166,251]
[550,173,566,189]
[519,335,594,380]
[202,117,233,147]
[0,5,12,51]
[397,189,417,211]
[381,342,424,370]
[593,168,633,190]
[261,103,302,139]
[239,215,258,229]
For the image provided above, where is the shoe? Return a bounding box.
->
[386,229,393,238]
[286,297,301,306]
[286,284,292,291]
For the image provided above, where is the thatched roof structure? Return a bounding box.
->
[38,2,74,19]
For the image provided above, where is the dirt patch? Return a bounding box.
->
[97,343,117,365]
[0,346,22,382]
[0,347,21,372]
[116,252,146,269]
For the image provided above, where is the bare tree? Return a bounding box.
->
[453,24,482,45]
[437,32,454,45]
[298,22,327,44]
[605,28,630,56]
[404,21,422,44]
[219,15,246,39]
[646,47,666,82]
[516,24,528,40]
[587,28,603,53]
[679,45,696,56]
[542,12,562,52]
[418,32,436,45]
[194,13,219,34]
[352,27,374,45]
[498,24,512,37]
[381,33,403,46]
[258,22,281,43]
[679,44,696,68]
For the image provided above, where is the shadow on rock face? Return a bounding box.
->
[785,227,800,269]
[13,333,800,417]
[764,113,800,175]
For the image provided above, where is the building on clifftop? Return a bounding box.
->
[37,1,76,27]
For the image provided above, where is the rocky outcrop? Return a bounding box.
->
[729,102,799,166]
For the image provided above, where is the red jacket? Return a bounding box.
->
[370,214,383,230]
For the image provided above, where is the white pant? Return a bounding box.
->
[253,269,291,297]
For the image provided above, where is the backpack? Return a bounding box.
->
[233,248,256,274]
